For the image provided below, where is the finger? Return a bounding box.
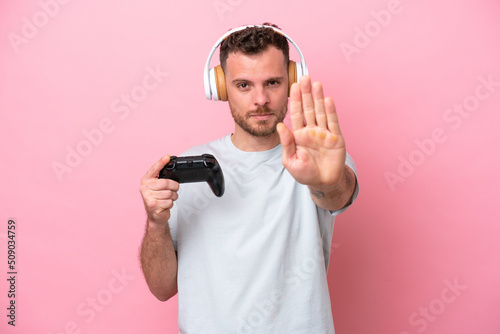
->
[299,76,316,127]
[312,81,327,129]
[277,123,296,166]
[142,195,175,211]
[149,178,180,192]
[154,199,175,211]
[325,97,342,136]
[143,155,171,180]
[151,189,179,202]
[289,83,304,130]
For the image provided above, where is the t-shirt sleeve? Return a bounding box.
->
[329,152,359,217]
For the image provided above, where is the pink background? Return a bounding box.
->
[1,0,499,333]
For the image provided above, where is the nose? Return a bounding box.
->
[253,86,269,106]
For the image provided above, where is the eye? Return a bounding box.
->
[268,80,280,86]
[236,82,251,91]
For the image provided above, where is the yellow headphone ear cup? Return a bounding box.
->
[288,61,297,97]
[214,65,228,102]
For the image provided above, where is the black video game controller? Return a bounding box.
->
[158,154,225,197]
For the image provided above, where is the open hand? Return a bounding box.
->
[277,75,346,188]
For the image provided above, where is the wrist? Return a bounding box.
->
[307,166,356,208]
[146,219,170,234]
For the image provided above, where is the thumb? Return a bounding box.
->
[277,123,296,165]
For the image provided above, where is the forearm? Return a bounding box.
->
[140,220,178,301]
[308,165,356,211]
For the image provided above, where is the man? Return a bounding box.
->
[140,24,359,333]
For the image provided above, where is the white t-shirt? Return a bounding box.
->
[168,135,359,334]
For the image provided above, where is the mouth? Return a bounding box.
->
[249,113,274,121]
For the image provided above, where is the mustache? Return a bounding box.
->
[250,106,273,114]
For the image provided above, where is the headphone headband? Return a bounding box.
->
[204,25,308,100]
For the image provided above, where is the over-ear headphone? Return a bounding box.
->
[203,25,309,101]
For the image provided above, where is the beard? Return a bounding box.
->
[229,101,288,137]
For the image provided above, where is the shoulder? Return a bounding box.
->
[180,135,230,156]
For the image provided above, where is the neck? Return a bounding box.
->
[231,127,281,152]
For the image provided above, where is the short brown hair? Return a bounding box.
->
[219,23,289,71]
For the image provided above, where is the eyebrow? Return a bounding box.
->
[231,76,286,85]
